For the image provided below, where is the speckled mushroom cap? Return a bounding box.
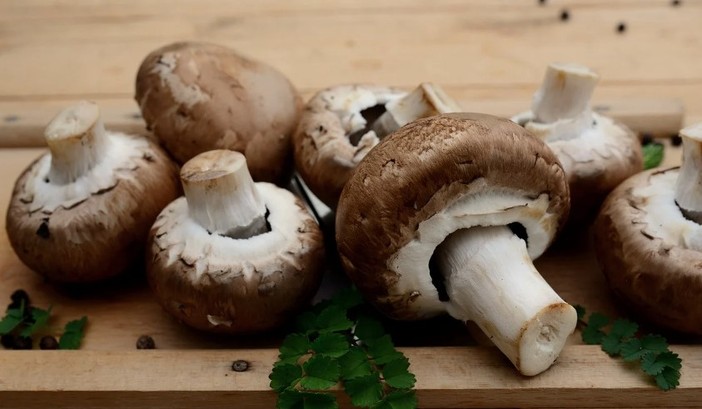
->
[594,167,702,335]
[293,84,406,208]
[513,63,642,222]
[135,41,303,185]
[516,112,642,221]
[6,103,181,283]
[146,152,325,333]
[336,113,570,320]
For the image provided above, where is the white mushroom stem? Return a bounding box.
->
[434,225,577,376]
[675,123,702,224]
[532,63,599,124]
[372,82,461,136]
[44,101,110,185]
[180,150,267,238]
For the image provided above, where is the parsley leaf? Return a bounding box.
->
[20,306,52,338]
[382,357,416,389]
[642,143,664,170]
[272,288,417,408]
[311,332,350,358]
[339,347,373,380]
[574,305,586,321]
[59,316,87,350]
[300,355,340,390]
[344,373,383,408]
[577,306,682,391]
[270,363,303,392]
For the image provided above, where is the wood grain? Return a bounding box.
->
[0,1,701,408]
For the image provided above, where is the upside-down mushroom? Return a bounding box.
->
[5,101,180,282]
[136,42,302,185]
[513,63,643,221]
[336,113,576,376]
[594,123,702,335]
[147,150,325,333]
[293,83,460,208]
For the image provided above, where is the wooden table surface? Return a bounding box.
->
[1,1,702,408]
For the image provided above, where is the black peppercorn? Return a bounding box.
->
[231,360,249,372]
[672,0,681,7]
[1,334,16,349]
[136,335,156,349]
[671,134,683,146]
[14,336,33,350]
[10,289,30,307]
[538,0,547,5]
[39,335,59,350]
[641,134,654,146]
[617,22,627,34]
[560,9,570,21]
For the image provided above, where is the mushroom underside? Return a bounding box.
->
[148,183,325,333]
[594,167,702,335]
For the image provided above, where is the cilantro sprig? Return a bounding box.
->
[576,305,682,390]
[0,290,87,350]
[270,288,417,409]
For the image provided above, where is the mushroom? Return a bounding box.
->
[135,42,303,185]
[293,83,460,208]
[147,150,325,333]
[594,122,702,335]
[512,63,643,222]
[336,113,576,376]
[5,101,180,282]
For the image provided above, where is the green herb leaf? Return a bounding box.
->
[367,335,404,365]
[642,143,664,170]
[277,390,338,409]
[610,319,638,339]
[620,338,644,362]
[0,306,25,335]
[339,346,373,380]
[574,305,586,321]
[344,373,383,408]
[382,357,416,389]
[354,315,385,342]
[296,311,320,333]
[374,390,417,409]
[58,316,87,350]
[20,306,52,338]
[316,306,353,334]
[641,335,669,354]
[601,332,624,356]
[270,363,303,392]
[311,332,350,358]
[280,333,310,359]
[581,312,609,345]
[300,355,340,390]
[655,366,681,391]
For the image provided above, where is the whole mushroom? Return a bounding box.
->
[6,101,181,282]
[336,113,576,376]
[293,83,460,208]
[594,123,702,335]
[135,42,302,185]
[147,150,325,333]
[513,63,643,222]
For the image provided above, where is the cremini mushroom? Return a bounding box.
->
[293,83,460,208]
[135,41,302,185]
[5,101,180,282]
[513,63,643,222]
[147,150,325,333]
[594,123,702,335]
[336,113,576,376]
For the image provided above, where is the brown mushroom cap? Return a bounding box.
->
[135,42,302,185]
[293,84,406,208]
[6,132,180,283]
[146,152,325,333]
[594,167,702,335]
[336,113,570,320]
[528,114,643,222]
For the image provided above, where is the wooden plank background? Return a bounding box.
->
[1,1,701,408]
